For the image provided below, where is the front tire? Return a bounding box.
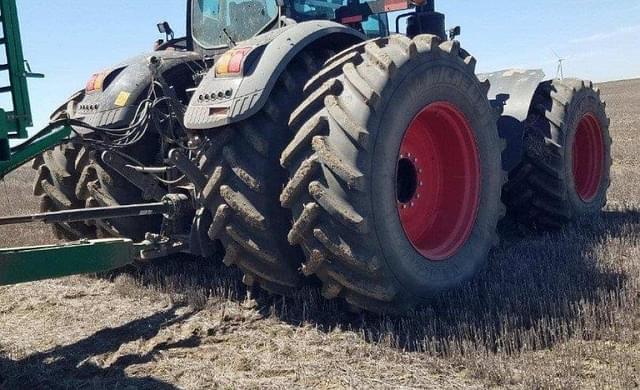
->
[503,79,611,229]
[280,35,506,313]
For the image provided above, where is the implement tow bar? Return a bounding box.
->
[0,194,191,286]
[0,194,189,226]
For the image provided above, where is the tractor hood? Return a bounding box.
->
[60,50,203,128]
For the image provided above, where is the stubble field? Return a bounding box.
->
[0,78,638,389]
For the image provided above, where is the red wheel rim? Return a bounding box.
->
[572,113,604,202]
[396,102,481,261]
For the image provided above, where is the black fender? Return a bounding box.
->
[478,69,546,172]
[184,21,365,130]
[66,50,203,129]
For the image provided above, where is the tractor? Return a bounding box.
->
[0,0,611,313]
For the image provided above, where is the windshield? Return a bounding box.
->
[286,0,389,38]
[192,0,278,48]
[289,0,348,20]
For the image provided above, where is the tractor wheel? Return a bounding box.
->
[74,147,162,240]
[503,79,611,229]
[33,143,96,240]
[198,51,330,295]
[33,144,161,241]
[280,35,506,313]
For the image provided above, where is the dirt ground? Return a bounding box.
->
[0,79,639,389]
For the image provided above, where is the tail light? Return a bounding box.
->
[85,71,109,92]
[215,47,253,76]
[85,67,125,93]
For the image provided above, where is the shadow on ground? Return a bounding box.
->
[116,206,639,355]
[0,305,196,389]
[265,207,639,354]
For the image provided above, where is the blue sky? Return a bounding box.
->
[12,0,640,131]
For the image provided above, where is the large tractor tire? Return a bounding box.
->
[503,79,611,229]
[197,50,332,295]
[33,143,96,240]
[33,144,160,241]
[280,35,506,313]
[75,146,163,240]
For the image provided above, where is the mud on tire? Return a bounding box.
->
[197,50,333,295]
[280,35,506,313]
[33,143,96,240]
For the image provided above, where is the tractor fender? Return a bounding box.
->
[477,69,546,171]
[65,50,202,129]
[184,21,365,130]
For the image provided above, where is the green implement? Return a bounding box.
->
[0,1,192,288]
[0,0,44,157]
[0,0,124,288]
[0,0,69,181]
[0,239,137,286]
[0,122,72,179]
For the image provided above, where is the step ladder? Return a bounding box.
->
[0,0,43,161]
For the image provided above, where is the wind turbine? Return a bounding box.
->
[552,50,567,80]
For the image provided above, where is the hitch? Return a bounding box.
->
[0,194,192,286]
[0,194,190,227]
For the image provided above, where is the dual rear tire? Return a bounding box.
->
[33,144,160,241]
[279,35,506,312]
[196,50,332,294]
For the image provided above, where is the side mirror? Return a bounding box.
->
[157,21,175,41]
[448,26,461,40]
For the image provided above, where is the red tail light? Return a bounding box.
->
[216,47,253,76]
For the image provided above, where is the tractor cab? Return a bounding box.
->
[190,0,279,51]
[183,0,446,55]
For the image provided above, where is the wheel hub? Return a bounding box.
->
[573,113,604,202]
[397,156,420,206]
[396,102,481,261]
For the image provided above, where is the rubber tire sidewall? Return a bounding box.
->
[562,88,610,216]
[371,57,503,296]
